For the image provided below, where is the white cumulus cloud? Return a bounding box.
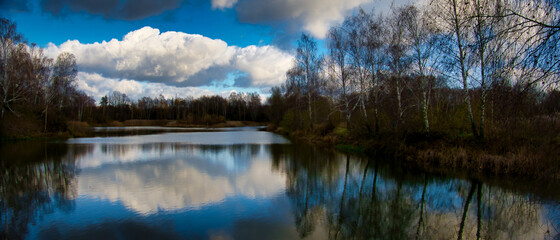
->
[45,26,293,89]
[233,45,294,86]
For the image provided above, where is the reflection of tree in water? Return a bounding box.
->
[326,157,417,240]
[273,145,559,239]
[272,144,341,238]
[0,142,79,240]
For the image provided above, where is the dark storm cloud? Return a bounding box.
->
[40,0,185,20]
[40,0,119,17]
[235,0,293,24]
[118,0,183,20]
[0,0,32,12]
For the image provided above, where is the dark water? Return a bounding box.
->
[1,127,559,239]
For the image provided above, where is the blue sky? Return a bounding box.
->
[1,0,411,102]
[5,0,276,48]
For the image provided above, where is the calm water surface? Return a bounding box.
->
[1,127,559,239]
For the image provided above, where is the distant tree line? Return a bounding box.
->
[266,0,560,144]
[96,91,265,124]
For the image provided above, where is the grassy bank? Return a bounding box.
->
[268,123,560,180]
[92,119,265,128]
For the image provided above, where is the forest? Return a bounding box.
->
[266,0,560,178]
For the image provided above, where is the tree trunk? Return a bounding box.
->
[44,104,48,132]
[416,174,427,239]
[306,64,313,130]
[422,90,430,134]
[335,155,351,239]
[308,90,313,129]
[457,182,476,240]
[452,0,478,138]
[372,73,380,135]
[346,99,351,131]
[476,182,482,240]
[396,76,403,131]
[480,80,486,139]
[1,46,8,119]
[476,3,487,140]
[372,161,378,201]
[359,73,368,120]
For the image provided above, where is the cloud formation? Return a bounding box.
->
[232,0,372,38]
[72,142,288,214]
[75,72,221,102]
[46,27,293,92]
[211,0,237,10]
[40,0,185,20]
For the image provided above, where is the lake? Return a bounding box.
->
[1,127,559,239]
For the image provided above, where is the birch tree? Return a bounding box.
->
[328,26,354,130]
[293,33,322,129]
[345,10,371,121]
[430,0,479,137]
[402,5,440,134]
[387,8,412,130]
[363,12,387,134]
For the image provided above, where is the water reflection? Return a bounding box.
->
[1,129,559,239]
[76,144,286,214]
[0,142,79,240]
[68,130,288,145]
[272,144,559,239]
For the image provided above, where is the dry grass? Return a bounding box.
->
[213,121,244,128]
[1,111,42,139]
[123,119,167,126]
[412,144,559,179]
[66,121,90,137]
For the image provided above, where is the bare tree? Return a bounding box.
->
[293,33,322,129]
[502,0,560,88]
[328,26,355,130]
[402,5,440,134]
[3,44,35,118]
[430,0,479,137]
[468,0,508,138]
[52,52,78,110]
[0,18,24,118]
[387,8,412,131]
[363,12,388,134]
[345,10,371,121]
[44,52,78,131]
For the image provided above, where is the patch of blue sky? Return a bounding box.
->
[6,0,274,48]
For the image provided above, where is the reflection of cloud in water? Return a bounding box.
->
[75,143,267,171]
[67,131,290,145]
[77,144,286,214]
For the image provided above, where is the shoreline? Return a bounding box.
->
[269,125,560,180]
[4,122,558,180]
[1,120,267,141]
